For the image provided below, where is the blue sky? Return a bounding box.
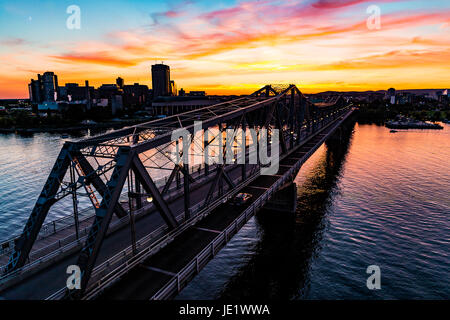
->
[1,0,449,97]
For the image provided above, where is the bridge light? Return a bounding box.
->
[146,196,153,203]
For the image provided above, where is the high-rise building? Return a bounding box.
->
[28,79,41,104]
[151,64,171,98]
[42,72,58,101]
[116,77,124,89]
[85,80,92,110]
[29,72,59,103]
[170,80,177,96]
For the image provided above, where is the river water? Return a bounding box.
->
[0,123,449,299]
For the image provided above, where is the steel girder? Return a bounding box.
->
[4,84,345,297]
[67,149,179,298]
[72,151,128,218]
[131,156,178,229]
[4,143,73,273]
[3,144,133,275]
[69,146,135,298]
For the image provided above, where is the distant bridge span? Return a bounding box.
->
[0,84,354,300]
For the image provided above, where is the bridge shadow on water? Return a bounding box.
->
[217,121,356,300]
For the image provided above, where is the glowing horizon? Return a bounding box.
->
[1,0,450,99]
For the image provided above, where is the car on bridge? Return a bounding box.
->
[231,192,253,206]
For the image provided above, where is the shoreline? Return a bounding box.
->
[0,119,149,134]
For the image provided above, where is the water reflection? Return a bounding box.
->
[0,127,127,240]
[217,122,356,300]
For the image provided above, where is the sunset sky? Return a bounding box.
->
[0,0,449,98]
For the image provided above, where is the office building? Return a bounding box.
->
[116,77,124,89]
[28,71,59,103]
[151,64,171,97]
[170,80,177,96]
[28,79,41,104]
[98,84,121,99]
[123,83,149,108]
[42,72,58,101]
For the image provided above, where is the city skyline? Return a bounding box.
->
[1,0,450,99]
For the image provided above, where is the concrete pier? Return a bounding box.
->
[264,183,298,214]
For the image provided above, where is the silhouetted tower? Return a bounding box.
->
[41,72,58,101]
[116,77,124,89]
[85,80,92,111]
[151,64,171,98]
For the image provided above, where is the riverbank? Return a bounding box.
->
[356,101,449,124]
[0,118,150,134]
[385,121,443,130]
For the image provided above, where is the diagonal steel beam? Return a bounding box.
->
[73,151,127,218]
[183,163,191,219]
[161,165,180,195]
[4,142,73,273]
[68,146,134,297]
[263,102,277,128]
[131,157,178,230]
[275,102,288,154]
[204,166,223,207]
[222,169,236,189]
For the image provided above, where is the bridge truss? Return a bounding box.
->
[3,84,345,297]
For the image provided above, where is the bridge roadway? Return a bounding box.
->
[0,159,239,268]
[94,108,355,300]
[0,157,259,299]
[0,107,354,300]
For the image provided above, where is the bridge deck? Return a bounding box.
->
[0,158,258,299]
[95,109,355,300]
[0,106,354,300]
[0,161,227,267]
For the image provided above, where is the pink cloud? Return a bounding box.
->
[49,4,450,65]
[0,38,28,47]
[312,0,373,9]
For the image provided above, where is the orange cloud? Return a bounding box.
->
[1,0,450,98]
[50,52,148,68]
[311,49,450,70]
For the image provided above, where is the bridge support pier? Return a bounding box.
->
[263,182,297,214]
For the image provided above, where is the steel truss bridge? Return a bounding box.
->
[0,84,354,300]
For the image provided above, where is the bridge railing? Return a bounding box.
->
[0,195,152,281]
[46,200,208,300]
[0,162,209,264]
[150,105,353,300]
[47,104,352,300]
[0,206,93,257]
[151,171,285,300]
[75,166,263,300]
[13,103,351,298]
